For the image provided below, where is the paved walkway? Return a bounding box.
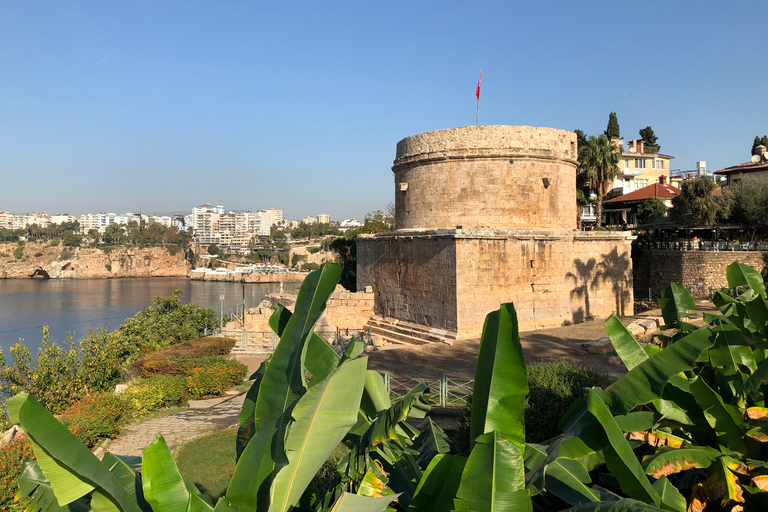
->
[104,393,246,457]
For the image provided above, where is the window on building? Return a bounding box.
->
[636,179,648,188]
[636,159,647,169]
[624,158,629,169]
[652,159,664,170]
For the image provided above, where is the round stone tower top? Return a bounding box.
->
[392,125,578,231]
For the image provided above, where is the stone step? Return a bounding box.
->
[367,318,456,346]
[369,325,432,346]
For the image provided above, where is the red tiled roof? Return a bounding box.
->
[714,160,768,175]
[606,183,681,203]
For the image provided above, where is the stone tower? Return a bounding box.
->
[358,125,633,340]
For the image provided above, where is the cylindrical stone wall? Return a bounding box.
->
[392,125,578,231]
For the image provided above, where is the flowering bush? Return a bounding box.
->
[59,393,125,448]
[131,337,237,377]
[133,357,230,379]
[186,361,246,399]
[0,433,34,510]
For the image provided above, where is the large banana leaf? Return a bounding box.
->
[142,435,207,512]
[603,326,714,415]
[543,457,600,507]
[470,303,528,448]
[408,454,466,512]
[329,492,399,512]
[268,302,341,383]
[605,315,648,371]
[689,375,749,454]
[453,430,532,512]
[7,392,143,512]
[586,389,660,507]
[226,263,342,510]
[642,446,720,479]
[562,498,668,511]
[16,462,90,512]
[726,261,766,299]
[270,357,368,512]
[658,282,698,334]
[413,417,451,469]
[651,476,685,512]
[235,357,269,461]
[360,370,391,419]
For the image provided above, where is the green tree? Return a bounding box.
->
[207,244,224,257]
[752,136,762,155]
[723,175,768,227]
[359,210,394,234]
[634,197,667,225]
[103,224,125,245]
[605,112,620,138]
[638,126,660,151]
[579,134,621,228]
[330,237,357,291]
[670,177,726,226]
[574,129,592,229]
[109,289,219,362]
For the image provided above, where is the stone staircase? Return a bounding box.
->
[367,317,457,346]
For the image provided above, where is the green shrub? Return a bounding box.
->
[59,249,71,260]
[0,434,34,510]
[105,263,112,272]
[13,246,23,259]
[452,360,603,454]
[186,361,247,399]
[33,252,43,258]
[166,244,181,256]
[307,246,320,255]
[59,393,125,448]
[121,375,189,417]
[0,328,123,414]
[525,360,602,443]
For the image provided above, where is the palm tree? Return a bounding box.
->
[579,134,622,228]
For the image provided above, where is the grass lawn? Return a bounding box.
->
[175,428,238,499]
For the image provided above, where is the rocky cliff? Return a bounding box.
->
[0,243,188,279]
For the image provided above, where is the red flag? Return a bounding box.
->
[475,71,481,100]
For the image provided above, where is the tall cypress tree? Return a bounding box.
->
[605,112,620,138]
[762,135,768,149]
[752,136,762,155]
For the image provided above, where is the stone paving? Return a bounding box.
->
[103,393,246,457]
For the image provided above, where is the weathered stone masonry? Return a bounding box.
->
[358,125,634,338]
[633,250,764,298]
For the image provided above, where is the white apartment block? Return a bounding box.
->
[317,213,330,224]
[12,213,51,229]
[0,212,14,230]
[50,214,78,225]
[302,216,318,225]
[265,208,283,226]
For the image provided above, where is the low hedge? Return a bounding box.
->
[132,338,237,376]
[135,356,240,379]
[60,393,126,448]
[187,361,247,399]
[121,375,189,417]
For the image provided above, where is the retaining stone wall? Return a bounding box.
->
[633,249,765,298]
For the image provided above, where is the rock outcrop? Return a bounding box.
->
[0,243,188,279]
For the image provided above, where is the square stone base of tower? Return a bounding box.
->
[357,229,634,338]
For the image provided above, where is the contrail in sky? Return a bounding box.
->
[98,48,119,65]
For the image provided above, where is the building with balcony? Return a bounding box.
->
[613,138,674,195]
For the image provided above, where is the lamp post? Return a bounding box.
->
[219,293,225,332]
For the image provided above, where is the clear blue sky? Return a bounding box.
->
[1,1,766,221]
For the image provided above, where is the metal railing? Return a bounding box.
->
[637,241,768,252]
[383,373,474,408]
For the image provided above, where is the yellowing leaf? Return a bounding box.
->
[745,407,768,421]
[751,475,768,491]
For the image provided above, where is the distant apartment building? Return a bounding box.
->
[317,213,330,224]
[302,216,318,225]
[50,214,78,225]
[0,212,14,230]
[12,213,51,229]
[192,204,223,245]
[264,208,283,226]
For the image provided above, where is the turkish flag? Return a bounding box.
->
[476,71,481,100]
